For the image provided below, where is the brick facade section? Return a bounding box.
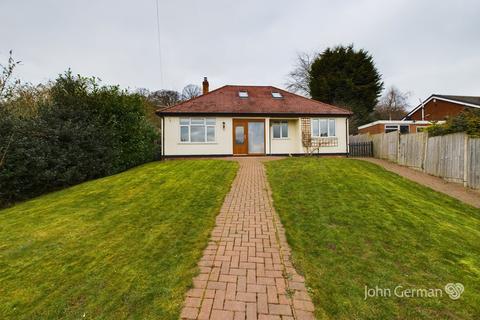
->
[181,158,315,320]
[409,99,467,121]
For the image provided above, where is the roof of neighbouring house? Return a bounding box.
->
[403,94,480,120]
[357,120,433,130]
[433,95,480,106]
[156,85,352,116]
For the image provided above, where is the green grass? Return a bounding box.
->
[0,160,238,320]
[265,158,480,320]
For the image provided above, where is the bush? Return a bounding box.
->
[0,72,159,207]
[426,109,480,137]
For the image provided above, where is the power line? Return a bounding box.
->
[155,0,164,88]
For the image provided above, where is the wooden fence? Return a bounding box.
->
[350,132,480,189]
[349,141,373,157]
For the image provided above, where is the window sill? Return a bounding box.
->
[178,142,218,145]
[272,138,290,140]
[311,136,337,138]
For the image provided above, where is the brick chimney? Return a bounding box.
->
[202,77,209,95]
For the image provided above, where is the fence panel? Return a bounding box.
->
[467,138,480,189]
[370,132,396,160]
[398,132,427,169]
[386,131,399,162]
[349,142,373,157]
[424,133,465,183]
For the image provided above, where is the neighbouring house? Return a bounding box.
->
[403,94,480,121]
[156,78,352,157]
[358,94,480,135]
[358,120,432,134]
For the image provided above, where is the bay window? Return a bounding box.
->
[180,118,216,142]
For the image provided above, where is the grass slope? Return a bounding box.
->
[266,158,480,320]
[0,160,238,320]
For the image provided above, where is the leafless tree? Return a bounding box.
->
[148,89,181,107]
[0,50,21,169]
[0,50,21,102]
[373,86,411,120]
[181,84,201,101]
[285,51,317,96]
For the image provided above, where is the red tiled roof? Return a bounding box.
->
[156,85,352,116]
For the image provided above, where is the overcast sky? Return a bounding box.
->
[1,0,479,108]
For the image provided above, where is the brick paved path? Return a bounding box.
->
[181,158,315,320]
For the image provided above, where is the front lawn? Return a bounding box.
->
[0,160,237,320]
[266,158,480,319]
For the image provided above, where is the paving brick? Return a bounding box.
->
[213,289,225,310]
[181,306,198,319]
[186,288,204,298]
[247,284,267,293]
[184,297,202,308]
[226,282,237,300]
[224,300,246,312]
[220,274,238,283]
[197,298,213,320]
[257,293,268,314]
[268,304,292,316]
[258,277,276,286]
[258,315,281,320]
[266,285,278,304]
[246,302,257,320]
[204,289,215,299]
[207,281,227,290]
[210,309,234,320]
[236,291,257,302]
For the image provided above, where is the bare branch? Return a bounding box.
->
[373,86,411,120]
[285,51,317,96]
[181,84,201,101]
[0,50,21,101]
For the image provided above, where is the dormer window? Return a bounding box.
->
[271,92,283,99]
[239,90,248,98]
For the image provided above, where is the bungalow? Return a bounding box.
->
[156,78,352,157]
[358,94,480,135]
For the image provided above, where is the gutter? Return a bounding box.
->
[156,112,353,117]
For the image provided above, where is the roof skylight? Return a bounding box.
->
[239,90,248,98]
[271,92,283,98]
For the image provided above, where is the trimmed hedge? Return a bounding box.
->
[426,109,480,137]
[0,72,159,207]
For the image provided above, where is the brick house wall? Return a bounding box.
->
[409,99,467,121]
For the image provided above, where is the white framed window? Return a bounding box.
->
[238,90,248,98]
[271,92,283,99]
[385,125,398,133]
[385,124,409,134]
[179,117,216,143]
[311,119,336,137]
[272,121,288,139]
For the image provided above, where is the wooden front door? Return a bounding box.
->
[233,119,265,155]
[233,119,248,155]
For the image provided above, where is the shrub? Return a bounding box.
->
[0,72,159,207]
[426,109,480,137]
